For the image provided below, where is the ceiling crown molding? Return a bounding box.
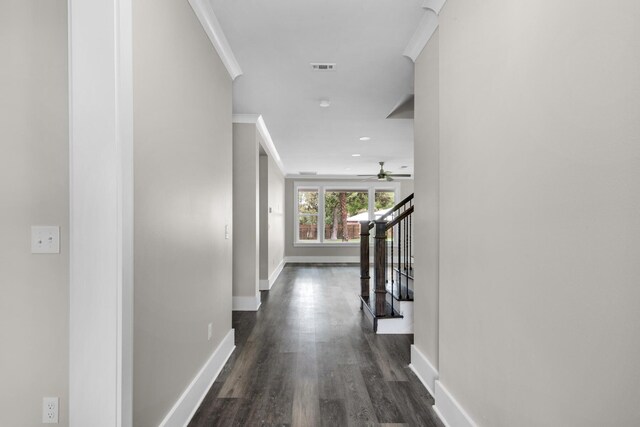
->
[403,0,447,62]
[422,0,446,14]
[188,0,243,80]
[233,114,286,174]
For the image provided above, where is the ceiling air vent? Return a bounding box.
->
[311,62,336,71]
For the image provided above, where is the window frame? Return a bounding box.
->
[296,186,321,243]
[293,181,399,247]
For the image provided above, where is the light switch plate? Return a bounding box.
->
[31,226,60,254]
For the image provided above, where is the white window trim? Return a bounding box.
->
[293,181,399,246]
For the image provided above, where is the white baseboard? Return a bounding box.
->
[434,380,478,427]
[232,294,261,311]
[260,258,285,290]
[269,258,285,285]
[158,329,235,427]
[285,256,359,264]
[409,345,438,396]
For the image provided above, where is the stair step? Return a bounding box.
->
[359,295,403,319]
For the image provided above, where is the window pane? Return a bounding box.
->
[324,190,368,243]
[298,189,318,214]
[374,190,395,220]
[298,215,318,241]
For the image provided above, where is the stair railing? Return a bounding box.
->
[360,194,414,324]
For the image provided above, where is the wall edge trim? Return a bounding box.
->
[158,329,236,427]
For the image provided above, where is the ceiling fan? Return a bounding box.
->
[358,162,411,181]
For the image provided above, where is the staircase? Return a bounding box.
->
[359,194,414,333]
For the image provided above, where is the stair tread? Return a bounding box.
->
[359,295,403,319]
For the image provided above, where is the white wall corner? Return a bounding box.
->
[403,0,445,62]
[232,293,262,311]
[233,114,286,175]
[409,345,439,396]
[158,329,235,427]
[433,380,478,427]
[188,0,242,80]
[69,0,134,424]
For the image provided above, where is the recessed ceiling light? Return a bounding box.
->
[359,137,371,141]
[319,99,331,108]
[351,154,361,157]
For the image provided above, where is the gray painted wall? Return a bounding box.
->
[413,29,440,370]
[259,155,269,280]
[132,0,233,425]
[415,1,640,425]
[0,1,69,425]
[267,156,286,277]
[232,123,259,300]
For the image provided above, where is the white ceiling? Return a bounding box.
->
[210,0,424,177]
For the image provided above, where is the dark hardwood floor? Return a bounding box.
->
[189,264,443,427]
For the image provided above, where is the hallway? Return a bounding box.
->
[189,265,442,426]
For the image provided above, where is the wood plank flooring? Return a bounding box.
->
[189,264,443,427]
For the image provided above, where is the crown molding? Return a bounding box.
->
[188,0,242,80]
[422,0,446,14]
[233,114,285,174]
[403,0,447,62]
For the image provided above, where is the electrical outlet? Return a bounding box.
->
[31,226,60,254]
[42,397,59,424]
[208,323,212,340]
[224,225,230,240]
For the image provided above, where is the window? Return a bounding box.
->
[374,190,395,220]
[294,182,399,245]
[297,188,319,241]
[324,189,368,243]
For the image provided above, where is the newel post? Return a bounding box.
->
[359,220,371,304]
[374,221,387,315]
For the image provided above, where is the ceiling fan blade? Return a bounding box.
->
[386,176,394,181]
[357,174,377,177]
[387,174,412,177]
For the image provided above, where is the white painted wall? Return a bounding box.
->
[419,1,640,425]
[132,0,233,425]
[0,2,69,425]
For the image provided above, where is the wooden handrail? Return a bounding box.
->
[385,205,414,230]
[377,193,414,222]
